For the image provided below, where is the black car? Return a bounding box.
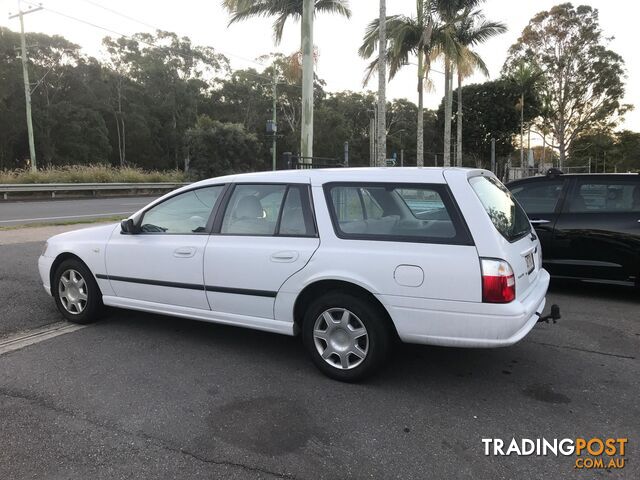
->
[508,172,640,286]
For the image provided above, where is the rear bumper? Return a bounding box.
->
[380,269,550,348]
[38,255,53,296]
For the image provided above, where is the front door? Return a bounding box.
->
[105,185,225,309]
[204,183,320,319]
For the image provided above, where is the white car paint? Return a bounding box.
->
[39,167,549,347]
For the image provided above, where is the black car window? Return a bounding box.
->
[510,180,564,214]
[569,180,640,213]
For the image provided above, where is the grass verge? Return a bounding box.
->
[0,165,185,184]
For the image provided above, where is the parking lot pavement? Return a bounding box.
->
[0,239,638,479]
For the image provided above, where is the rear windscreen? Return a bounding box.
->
[469,175,531,242]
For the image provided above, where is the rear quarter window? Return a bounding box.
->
[324,182,472,245]
[469,175,531,242]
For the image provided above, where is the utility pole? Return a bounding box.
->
[300,0,314,163]
[376,0,387,167]
[10,3,42,172]
[491,138,496,173]
[271,68,278,171]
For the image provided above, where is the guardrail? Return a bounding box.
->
[0,182,187,200]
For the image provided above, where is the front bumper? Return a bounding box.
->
[380,268,550,348]
[38,255,54,296]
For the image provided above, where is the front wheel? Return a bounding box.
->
[302,292,391,382]
[53,259,102,324]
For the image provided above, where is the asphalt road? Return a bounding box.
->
[0,196,158,227]
[0,237,638,479]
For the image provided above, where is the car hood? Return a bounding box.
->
[47,222,120,245]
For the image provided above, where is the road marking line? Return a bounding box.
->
[0,212,132,224]
[0,322,88,356]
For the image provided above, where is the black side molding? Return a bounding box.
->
[96,274,277,298]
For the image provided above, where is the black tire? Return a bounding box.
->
[302,291,391,382]
[52,258,102,324]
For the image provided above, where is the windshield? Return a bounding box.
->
[469,175,531,242]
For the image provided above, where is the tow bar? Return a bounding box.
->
[537,304,561,324]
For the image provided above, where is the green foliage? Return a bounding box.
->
[438,79,540,167]
[185,116,260,179]
[0,165,185,184]
[504,3,629,164]
[223,0,352,44]
[569,130,640,173]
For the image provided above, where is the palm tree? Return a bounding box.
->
[222,0,351,159]
[360,0,451,166]
[436,0,475,166]
[508,59,543,168]
[452,11,506,166]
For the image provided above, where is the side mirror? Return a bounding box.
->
[120,218,138,234]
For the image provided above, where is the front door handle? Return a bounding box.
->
[530,219,551,225]
[270,251,299,263]
[173,247,197,258]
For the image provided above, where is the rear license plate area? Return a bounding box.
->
[525,252,535,274]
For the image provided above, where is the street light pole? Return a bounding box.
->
[9,3,42,172]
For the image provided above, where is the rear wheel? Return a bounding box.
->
[302,292,391,382]
[53,259,102,324]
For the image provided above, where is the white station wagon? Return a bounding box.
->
[39,168,553,381]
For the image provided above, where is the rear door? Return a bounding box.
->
[204,183,320,319]
[552,176,640,283]
[509,177,568,274]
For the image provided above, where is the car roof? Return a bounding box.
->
[190,167,488,188]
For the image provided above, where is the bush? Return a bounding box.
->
[0,165,185,184]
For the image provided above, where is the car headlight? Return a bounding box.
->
[41,241,49,256]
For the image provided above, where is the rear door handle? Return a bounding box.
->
[530,219,551,225]
[270,251,299,263]
[173,247,197,258]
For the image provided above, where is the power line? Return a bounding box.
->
[22,0,303,90]
[73,0,272,69]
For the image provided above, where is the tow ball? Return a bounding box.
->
[537,304,561,324]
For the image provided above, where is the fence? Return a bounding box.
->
[281,153,346,170]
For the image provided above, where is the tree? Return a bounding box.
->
[504,3,629,168]
[185,115,260,179]
[222,0,351,159]
[360,0,455,166]
[439,79,540,174]
[103,31,228,170]
[506,60,543,168]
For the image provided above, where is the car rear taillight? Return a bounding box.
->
[481,258,515,303]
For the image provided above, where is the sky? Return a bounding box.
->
[1,0,639,132]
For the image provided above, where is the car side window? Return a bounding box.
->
[326,183,463,243]
[278,185,317,236]
[140,186,223,234]
[510,181,564,214]
[568,180,640,213]
[221,184,287,235]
